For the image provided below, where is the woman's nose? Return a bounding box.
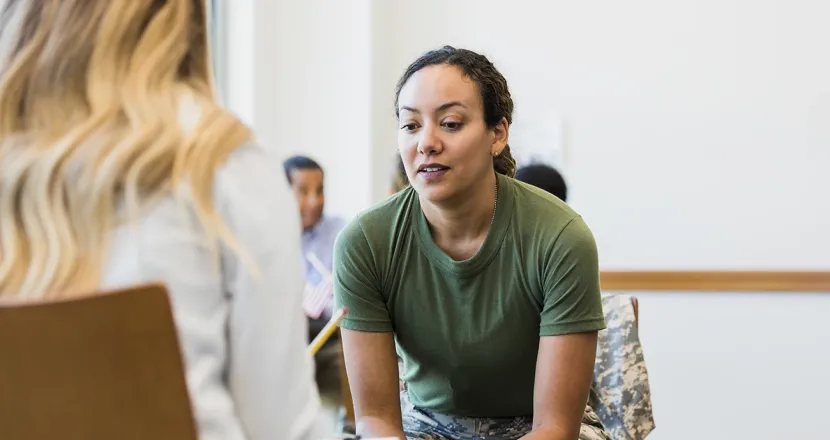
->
[417,124,443,156]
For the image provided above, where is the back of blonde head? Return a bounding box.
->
[0,0,251,299]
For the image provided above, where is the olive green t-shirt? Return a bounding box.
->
[333,173,606,417]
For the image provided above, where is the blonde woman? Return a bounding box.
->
[0,1,319,439]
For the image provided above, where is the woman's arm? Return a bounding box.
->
[527,216,606,439]
[522,332,598,440]
[332,202,405,438]
[341,329,406,439]
[218,145,320,440]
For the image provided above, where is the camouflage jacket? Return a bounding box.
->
[589,294,656,440]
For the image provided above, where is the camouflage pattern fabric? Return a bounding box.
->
[401,392,609,440]
[589,295,655,440]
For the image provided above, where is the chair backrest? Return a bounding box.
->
[0,284,197,440]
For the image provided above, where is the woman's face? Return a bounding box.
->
[397,65,506,204]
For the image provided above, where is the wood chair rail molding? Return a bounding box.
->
[600,271,830,292]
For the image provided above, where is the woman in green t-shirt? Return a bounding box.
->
[334,46,609,440]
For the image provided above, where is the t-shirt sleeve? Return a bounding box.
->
[333,219,393,333]
[540,216,607,336]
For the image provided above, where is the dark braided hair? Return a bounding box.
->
[394,46,517,177]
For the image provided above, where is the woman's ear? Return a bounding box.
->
[490,117,509,156]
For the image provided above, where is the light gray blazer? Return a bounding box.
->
[101,143,320,440]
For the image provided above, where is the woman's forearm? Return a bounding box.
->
[356,416,407,440]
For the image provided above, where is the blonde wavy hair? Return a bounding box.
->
[0,0,251,299]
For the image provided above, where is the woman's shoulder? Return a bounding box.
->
[214,142,281,188]
[214,142,291,207]
[336,187,417,251]
[507,176,593,243]
[213,143,301,249]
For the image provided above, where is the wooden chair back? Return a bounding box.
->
[0,284,197,440]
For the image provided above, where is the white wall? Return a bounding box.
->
[225,0,374,220]
[384,0,830,270]
[369,0,403,204]
[634,291,830,439]
[225,1,830,439]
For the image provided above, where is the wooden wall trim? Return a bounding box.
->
[600,271,830,292]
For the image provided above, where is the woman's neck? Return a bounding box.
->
[420,172,498,259]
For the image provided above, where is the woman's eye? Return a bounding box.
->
[400,123,418,131]
[442,121,463,130]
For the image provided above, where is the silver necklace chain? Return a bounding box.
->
[491,178,499,225]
